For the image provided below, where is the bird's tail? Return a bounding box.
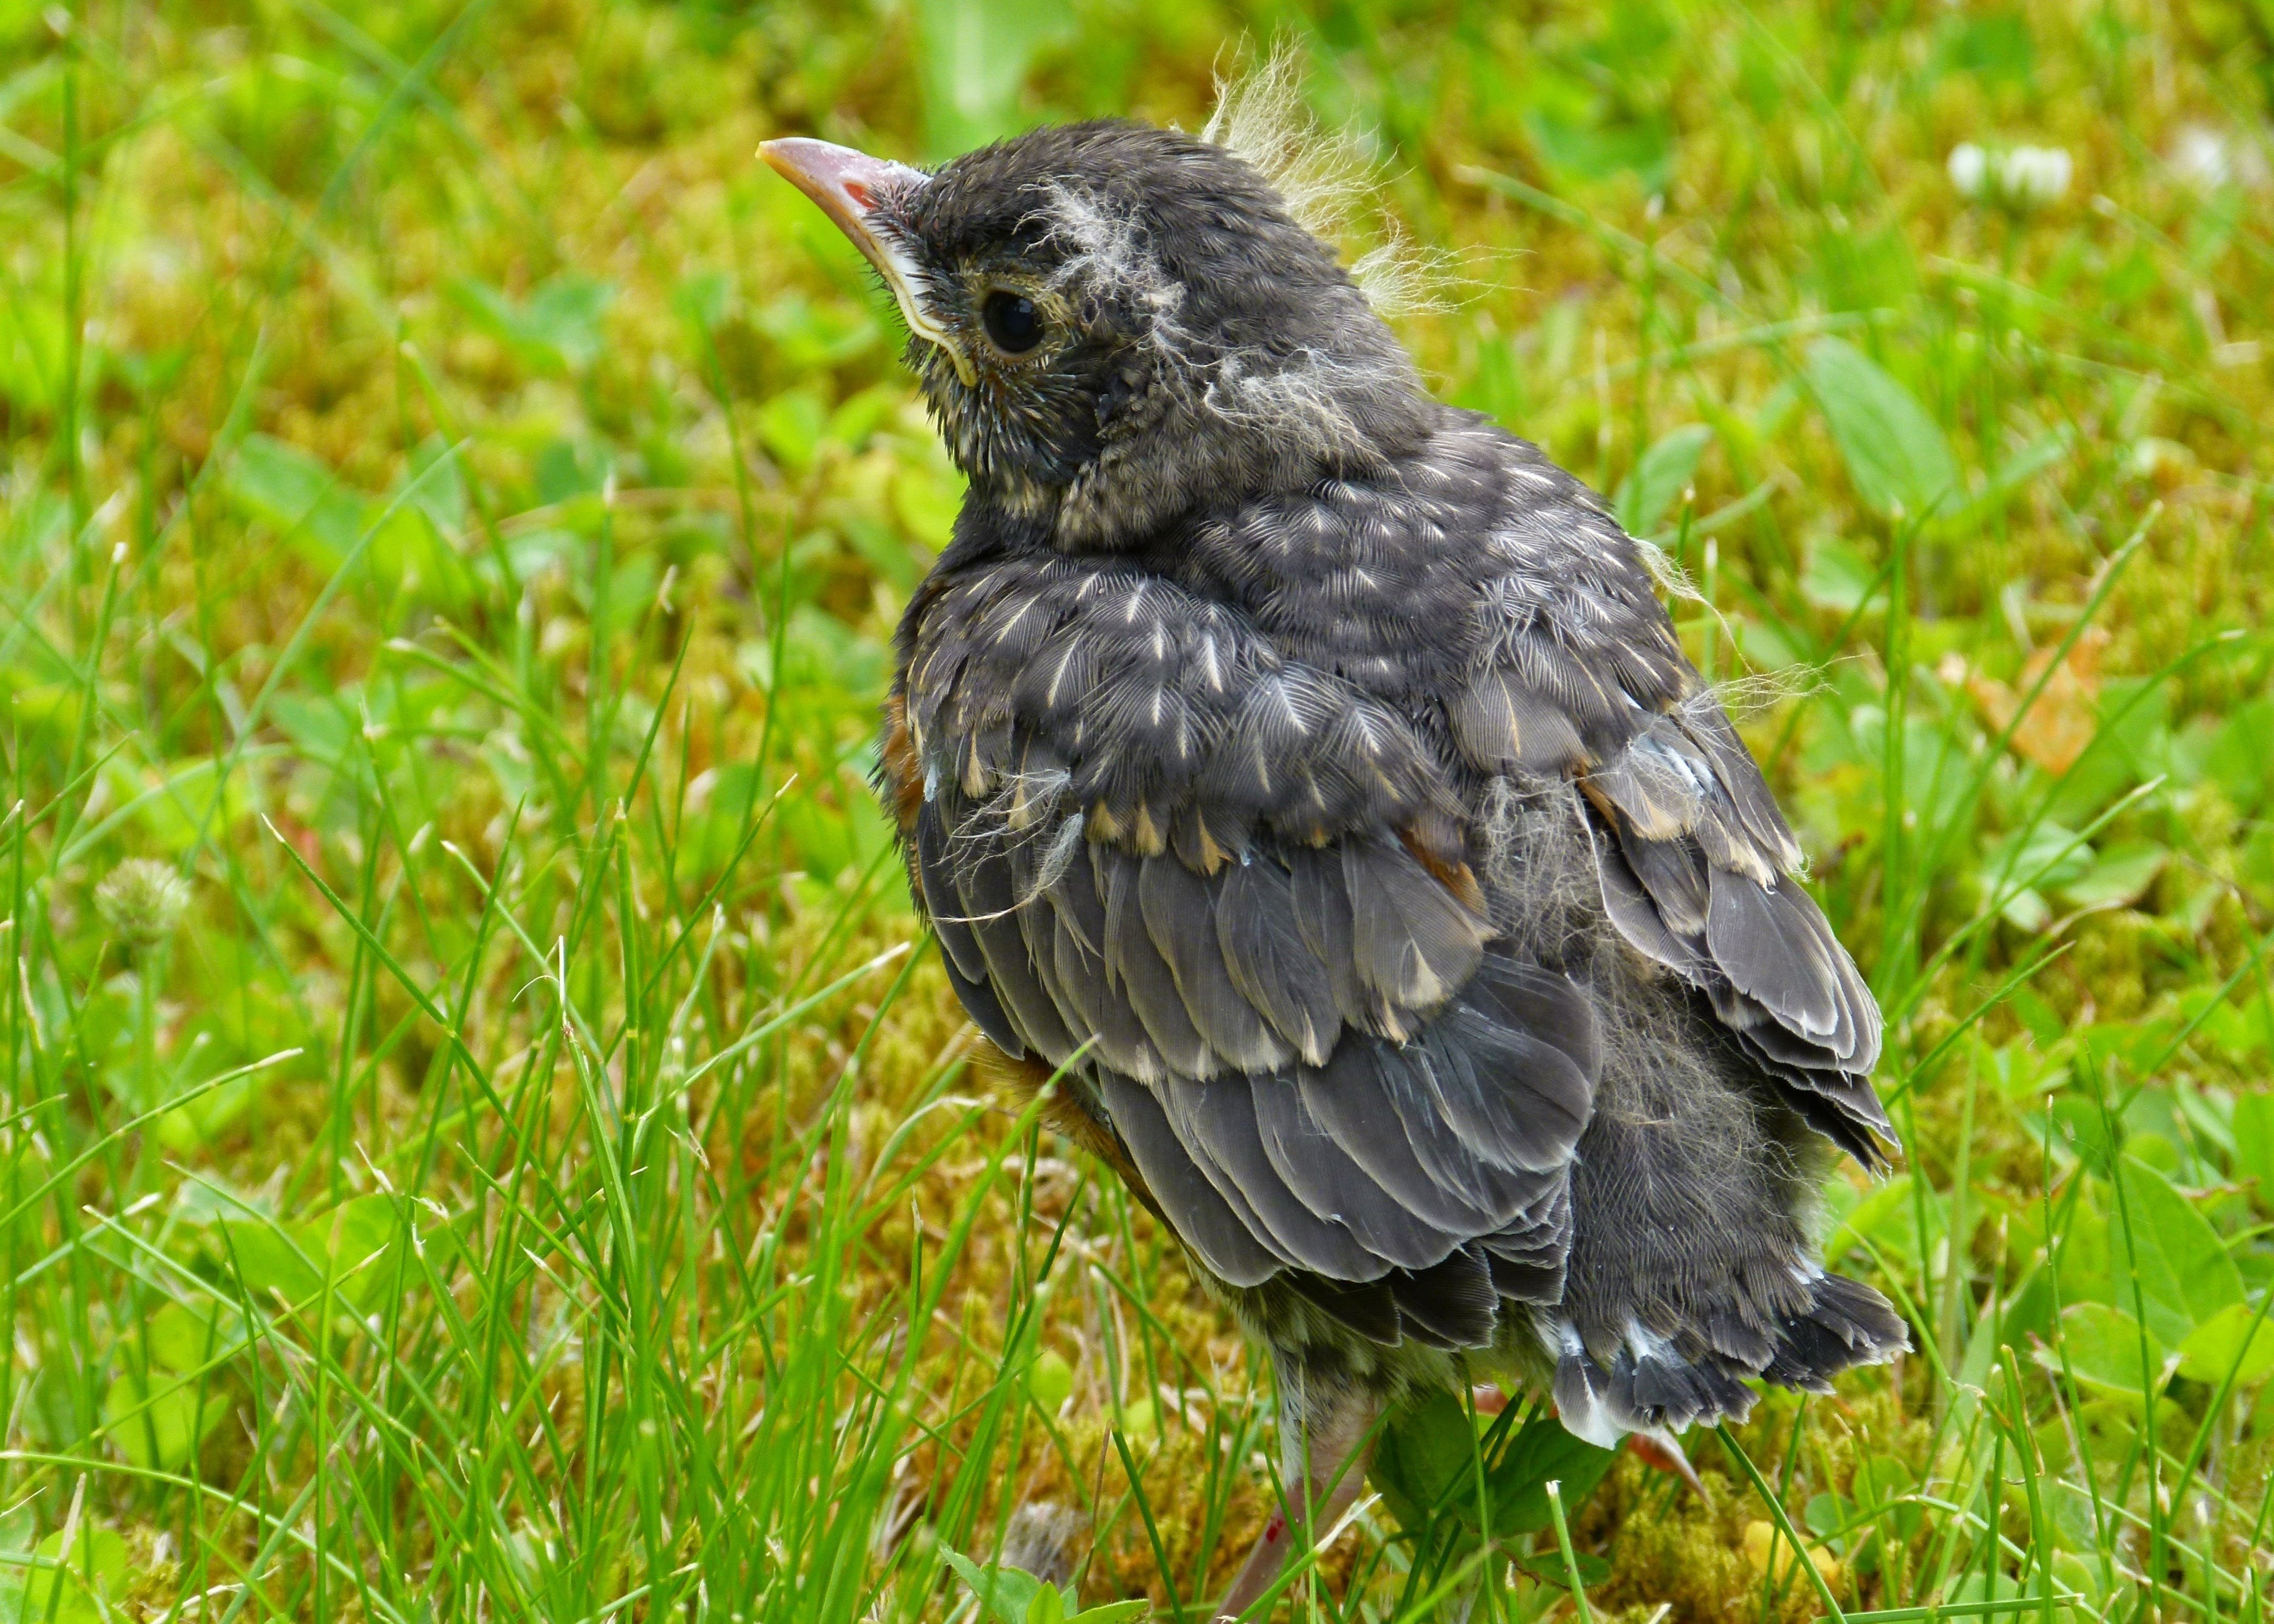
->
[1533,1027,1910,1449]
[1540,1268,1908,1449]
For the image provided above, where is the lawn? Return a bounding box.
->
[2,0,2271,1618]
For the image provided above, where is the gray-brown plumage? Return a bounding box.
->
[765,107,1908,1617]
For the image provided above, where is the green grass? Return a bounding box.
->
[2,0,2271,1618]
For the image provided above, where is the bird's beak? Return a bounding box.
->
[759,137,976,386]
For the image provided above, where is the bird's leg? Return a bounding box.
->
[1216,1365,1380,1622]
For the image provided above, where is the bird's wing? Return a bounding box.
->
[892,552,1598,1344]
[900,555,1484,1065]
[1446,451,1890,1161]
[1582,706,1889,1161]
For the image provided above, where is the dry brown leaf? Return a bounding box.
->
[1966,625,2110,775]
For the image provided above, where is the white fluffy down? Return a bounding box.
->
[1199,43,1458,319]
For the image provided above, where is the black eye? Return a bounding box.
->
[981,289,1043,355]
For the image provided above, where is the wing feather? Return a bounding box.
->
[1045,850,1164,1080]
[1577,710,1892,1158]
[1388,1247,1500,1348]
[1284,844,1380,1034]
[956,837,1080,1066]
[1216,859,1341,1065]
[1099,849,1218,1077]
[1440,508,1891,1162]
[1295,1044,1509,1234]
[1138,857,1294,1072]
[1249,1073,1464,1270]
[1156,1074,1383,1278]
[1095,1070,1283,1287]
[1343,840,1488,1014]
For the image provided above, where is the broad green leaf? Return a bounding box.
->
[1941,9,2036,81]
[146,1298,251,1373]
[2052,1395,2182,1476]
[103,1372,222,1469]
[940,1548,1044,1624]
[402,435,468,533]
[756,292,880,371]
[2103,1157,2243,1346]
[674,268,734,332]
[370,506,475,613]
[2044,1302,2168,1398]
[1513,1548,1613,1590]
[510,274,615,370]
[227,434,365,566]
[0,1528,128,1623]
[305,1192,398,1280]
[1068,1603,1147,1622]
[1804,337,1958,520]
[1986,821,2093,897]
[1982,820,2092,928]
[1480,1410,1618,1533]
[533,437,604,505]
[1525,108,1677,192]
[1025,1348,1074,1413]
[0,294,65,414]
[831,382,901,453]
[1804,1491,1849,1540]
[2193,995,2274,1067]
[843,516,925,594]
[1851,1453,1922,1539]
[894,459,966,552]
[450,274,615,373]
[1370,1387,1480,1528]
[2059,840,2167,910]
[87,754,254,858]
[1116,1397,1158,1443]
[1825,1172,1944,1269]
[1372,1389,1615,1539]
[1799,537,1880,615]
[756,388,829,473]
[2041,676,2178,829]
[2177,1301,2274,1386]
[1943,1572,2048,1613]
[2203,698,2274,811]
[2234,1092,2274,1195]
[1973,427,2072,513]
[223,1193,401,1311]
[1999,886,2051,932]
[1615,423,1713,536]
[222,1210,325,1303]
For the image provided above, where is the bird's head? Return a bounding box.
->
[762,121,1433,548]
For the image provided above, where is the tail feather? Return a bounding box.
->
[1760,1270,1911,1392]
[1544,1270,1909,1448]
[1390,1246,1499,1348]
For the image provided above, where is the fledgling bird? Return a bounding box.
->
[764,90,1908,1619]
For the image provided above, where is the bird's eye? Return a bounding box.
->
[981,289,1044,355]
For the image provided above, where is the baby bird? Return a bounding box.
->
[765,102,1907,1619]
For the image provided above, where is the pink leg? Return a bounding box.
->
[1216,1376,1381,1621]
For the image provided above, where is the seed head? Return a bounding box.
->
[96,858,192,948]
